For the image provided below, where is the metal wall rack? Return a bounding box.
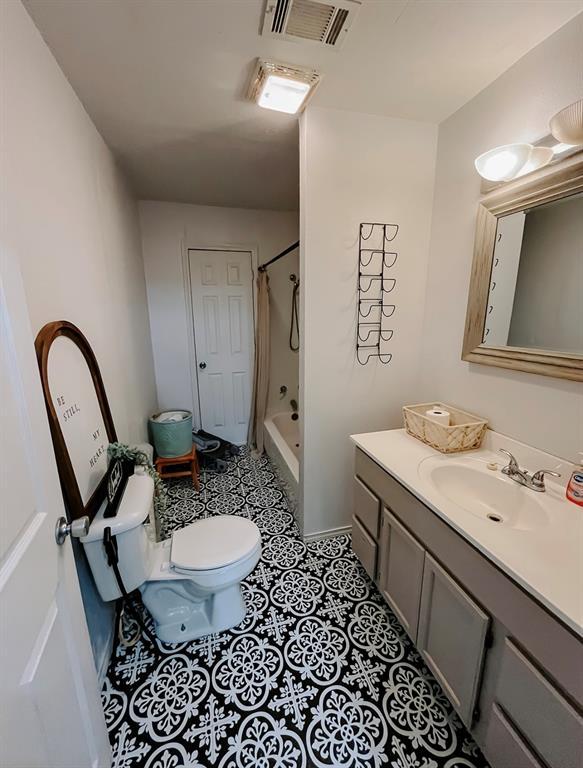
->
[357,222,399,365]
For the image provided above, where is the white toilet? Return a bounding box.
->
[80,468,261,643]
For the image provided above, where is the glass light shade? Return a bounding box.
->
[550,99,583,145]
[474,143,532,181]
[515,146,554,177]
[257,75,311,114]
[552,142,577,155]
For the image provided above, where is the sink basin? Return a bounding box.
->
[418,456,549,530]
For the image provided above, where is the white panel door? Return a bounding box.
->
[189,250,254,444]
[0,252,110,767]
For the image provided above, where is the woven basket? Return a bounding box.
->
[402,402,487,454]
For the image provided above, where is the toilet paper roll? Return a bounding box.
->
[425,408,451,426]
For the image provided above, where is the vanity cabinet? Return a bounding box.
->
[378,508,424,641]
[352,447,583,767]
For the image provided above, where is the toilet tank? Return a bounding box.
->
[80,470,156,602]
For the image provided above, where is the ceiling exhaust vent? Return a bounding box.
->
[262,0,361,49]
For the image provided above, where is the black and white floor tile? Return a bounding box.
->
[102,449,490,768]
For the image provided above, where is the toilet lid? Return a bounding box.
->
[170,515,260,571]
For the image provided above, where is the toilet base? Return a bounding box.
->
[140,580,247,643]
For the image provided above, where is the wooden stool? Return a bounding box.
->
[155,446,200,490]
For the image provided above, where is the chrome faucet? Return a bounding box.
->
[499,449,561,492]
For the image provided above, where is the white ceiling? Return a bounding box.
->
[24,0,582,211]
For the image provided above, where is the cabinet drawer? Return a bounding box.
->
[353,475,380,539]
[351,515,377,579]
[417,553,489,728]
[379,509,425,641]
[495,639,583,768]
[484,705,545,768]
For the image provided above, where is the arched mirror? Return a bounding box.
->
[35,321,117,520]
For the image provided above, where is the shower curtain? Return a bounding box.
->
[248,270,270,453]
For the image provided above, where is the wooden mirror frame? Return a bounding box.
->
[462,152,583,382]
[35,320,117,520]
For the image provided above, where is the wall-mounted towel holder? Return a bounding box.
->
[357,222,399,365]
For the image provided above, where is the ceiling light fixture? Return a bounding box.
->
[247,59,321,115]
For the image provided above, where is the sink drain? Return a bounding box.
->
[487,513,503,523]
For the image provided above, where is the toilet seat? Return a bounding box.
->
[170,515,261,572]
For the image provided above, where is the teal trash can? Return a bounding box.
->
[149,410,193,458]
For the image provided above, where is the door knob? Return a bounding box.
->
[55,515,90,545]
[199,362,207,370]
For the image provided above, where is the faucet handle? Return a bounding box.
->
[531,469,561,490]
[499,448,519,472]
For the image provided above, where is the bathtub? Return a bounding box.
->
[264,412,301,531]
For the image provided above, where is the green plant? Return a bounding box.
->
[107,442,168,517]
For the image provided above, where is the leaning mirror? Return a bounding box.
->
[35,321,118,520]
[462,153,583,381]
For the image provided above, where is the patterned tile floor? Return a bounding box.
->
[102,449,490,768]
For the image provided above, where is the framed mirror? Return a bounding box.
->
[462,153,583,381]
[35,321,118,520]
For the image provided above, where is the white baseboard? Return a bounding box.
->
[303,525,351,542]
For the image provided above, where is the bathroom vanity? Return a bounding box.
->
[351,429,583,768]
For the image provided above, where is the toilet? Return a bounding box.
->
[80,468,261,643]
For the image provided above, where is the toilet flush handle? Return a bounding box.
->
[55,515,90,545]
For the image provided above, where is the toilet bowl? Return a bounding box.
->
[80,470,261,643]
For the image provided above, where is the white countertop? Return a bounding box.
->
[351,428,583,638]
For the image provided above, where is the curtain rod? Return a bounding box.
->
[258,241,300,272]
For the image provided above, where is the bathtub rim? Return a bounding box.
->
[264,413,299,483]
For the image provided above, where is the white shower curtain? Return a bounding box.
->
[248,270,270,453]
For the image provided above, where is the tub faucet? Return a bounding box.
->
[290,399,298,412]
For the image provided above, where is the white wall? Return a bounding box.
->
[1,0,157,676]
[420,15,583,461]
[139,202,299,427]
[299,107,437,536]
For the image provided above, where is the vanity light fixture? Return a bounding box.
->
[474,142,555,182]
[247,59,321,115]
[475,100,583,183]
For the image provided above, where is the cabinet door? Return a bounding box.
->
[378,508,425,641]
[417,553,489,728]
[494,639,583,768]
[484,705,546,768]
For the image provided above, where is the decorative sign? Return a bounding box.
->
[104,457,132,519]
[47,336,109,504]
